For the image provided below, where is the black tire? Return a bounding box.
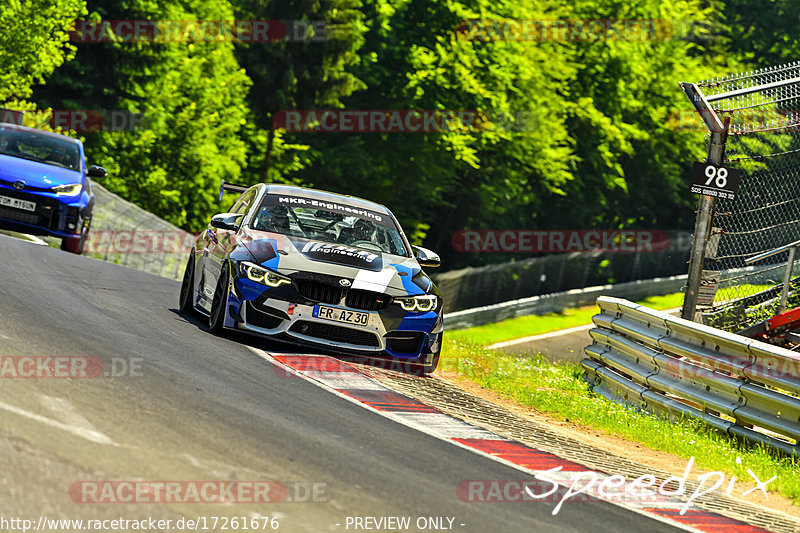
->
[419,350,440,376]
[402,350,440,377]
[61,210,92,254]
[61,233,86,254]
[178,251,197,315]
[209,263,230,333]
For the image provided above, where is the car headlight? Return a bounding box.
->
[241,262,292,288]
[394,294,438,312]
[51,183,82,196]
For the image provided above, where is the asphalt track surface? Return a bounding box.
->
[0,234,687,533]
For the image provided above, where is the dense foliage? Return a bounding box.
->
[3,0,767,267]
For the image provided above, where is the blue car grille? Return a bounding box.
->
[0,206,40,225]
[0,189,60,231]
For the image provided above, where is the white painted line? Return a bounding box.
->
[0,397,115,445]
[0,230,48,245]
[487,307,683,350]
[302,374,386,390]
[488,323,593,350]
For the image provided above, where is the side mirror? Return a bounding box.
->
[210,212,243,231]
[87,165,107,178]
[413,245,441,268]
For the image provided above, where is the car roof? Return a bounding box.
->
[0,124,82,146]
[262,183,392,215]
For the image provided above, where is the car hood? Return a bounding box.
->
[0,153,82,188]
[238,229,427,296]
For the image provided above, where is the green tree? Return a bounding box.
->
[0,0,86,104]
[232,0,367,183]
[36,0,252,232]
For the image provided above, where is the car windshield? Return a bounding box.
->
[250,195,410,257]
[0,128,81,171]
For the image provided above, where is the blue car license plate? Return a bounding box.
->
[0,195,35,212]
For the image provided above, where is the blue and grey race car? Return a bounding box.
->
[179,183,444,374]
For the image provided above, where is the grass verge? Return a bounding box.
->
[439,340,800,505]
[448,293,684,346]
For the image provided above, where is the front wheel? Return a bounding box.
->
[402,350,440,377]
[209,263,230,333]
[418,350,440,376]
[178,251,197,315]
[61,233,86,254]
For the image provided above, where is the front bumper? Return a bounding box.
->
[226,275,442,360]
[0,185,90,238]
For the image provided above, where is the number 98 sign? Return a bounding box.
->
[690,162,742,199]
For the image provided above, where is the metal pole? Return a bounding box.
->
[681,118,730,321]
[779,246,796,314]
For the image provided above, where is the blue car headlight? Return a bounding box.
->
[393,294,438,312]
[51,183,82,196]
[240,261,292,288]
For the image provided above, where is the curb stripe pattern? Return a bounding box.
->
[259,352,774,533]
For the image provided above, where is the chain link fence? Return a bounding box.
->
[687,62,800,330]
[434,231,691,313]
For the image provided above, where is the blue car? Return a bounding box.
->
[179,182,444,374]
[0,124,106,253]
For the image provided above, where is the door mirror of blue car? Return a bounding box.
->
[413,245,441,268]
[210,212,243,231]
[87,165,107,178]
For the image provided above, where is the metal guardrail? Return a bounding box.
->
[444,275,688,330]
[583,296,800,456]
[444,262,783,330]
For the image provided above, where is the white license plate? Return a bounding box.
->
[313,305,369,326]
[0,195,35,212]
